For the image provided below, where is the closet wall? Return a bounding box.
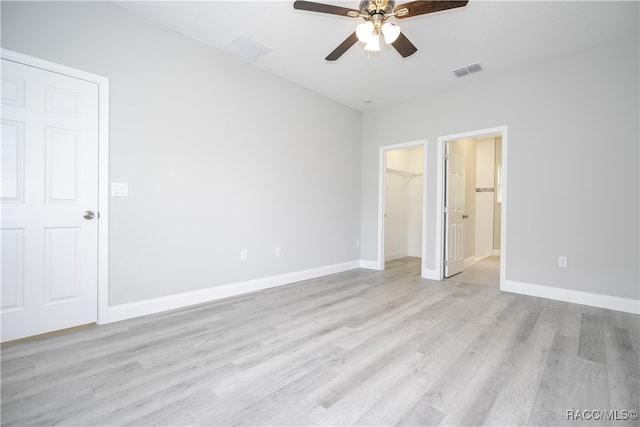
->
[385,146,423,261]
[475,137,496,259]
[493,137,503,254]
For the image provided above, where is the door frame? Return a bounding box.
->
[377,139,428,274]
[436,126,508,284]
[2,48,110,325]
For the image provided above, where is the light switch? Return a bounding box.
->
[111,182,129,197]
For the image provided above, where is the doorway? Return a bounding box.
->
[436,126,507,286]
[378,140,427,275]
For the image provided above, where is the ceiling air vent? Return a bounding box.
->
[224,35,273,63]
[452,62,483,78]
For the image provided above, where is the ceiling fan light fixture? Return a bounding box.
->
[381,22,401,44]
[356,21,374,43]
[364,33,381,51]
[293,0,470,61]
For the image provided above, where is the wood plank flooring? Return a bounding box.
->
[444,256,500,288]
[2,257,639,426]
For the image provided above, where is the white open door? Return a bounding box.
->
[444,141,465,277]
[1,58,99,342]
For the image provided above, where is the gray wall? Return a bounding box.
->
[3,1,638,305]
[360,31,639,299]
[1,1,363,305]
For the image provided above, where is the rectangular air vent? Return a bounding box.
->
[466,63,483,73]
[452,67,469,77]
[224,35,273,63]
[452,62,483,78]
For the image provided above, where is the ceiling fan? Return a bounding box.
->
[293,0,469,61]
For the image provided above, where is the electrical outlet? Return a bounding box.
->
[241,250,248,261]
[275,247,281,257]
[558,256,567,268]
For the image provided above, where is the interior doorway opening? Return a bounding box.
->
[378,140,427,275]
[384,146,424,270]
[436,126,507,286]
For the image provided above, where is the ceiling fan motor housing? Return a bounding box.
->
[360,0,395,16]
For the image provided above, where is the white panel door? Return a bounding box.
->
[1,58,99,342]
[444,141,465,277]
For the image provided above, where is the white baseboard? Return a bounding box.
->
[360,259,382,270]
[104,263,639,325]
[104,260,361,324]
[502,280,640,314]
[475,253,492,262]
[408,250,422,258]
[385,250,408,261]
[464,256,476,268]
[422,268,440,280]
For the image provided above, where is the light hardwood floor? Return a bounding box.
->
[2,257,639,426]
[445,256,500,288]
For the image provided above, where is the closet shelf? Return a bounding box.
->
[386,168,423,189]
[386,168,423,178]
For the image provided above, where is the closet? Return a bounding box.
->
[384,146,423,263]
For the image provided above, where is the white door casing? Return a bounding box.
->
[444,141,465,277]
[435,125,507,284]
[1,58,100,341]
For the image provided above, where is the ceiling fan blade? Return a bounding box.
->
[391,32,418,58]
[294,1,360,17]
[394,1,468,19]
[325,32,359,61]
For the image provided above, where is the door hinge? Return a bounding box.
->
[444,207,449,213]
[444,260,448,266]
[445,153,449,160]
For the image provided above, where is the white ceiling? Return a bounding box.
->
[116,1,638,112]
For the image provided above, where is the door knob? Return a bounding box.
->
[462,214,469,219]
[83,211,95,220]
